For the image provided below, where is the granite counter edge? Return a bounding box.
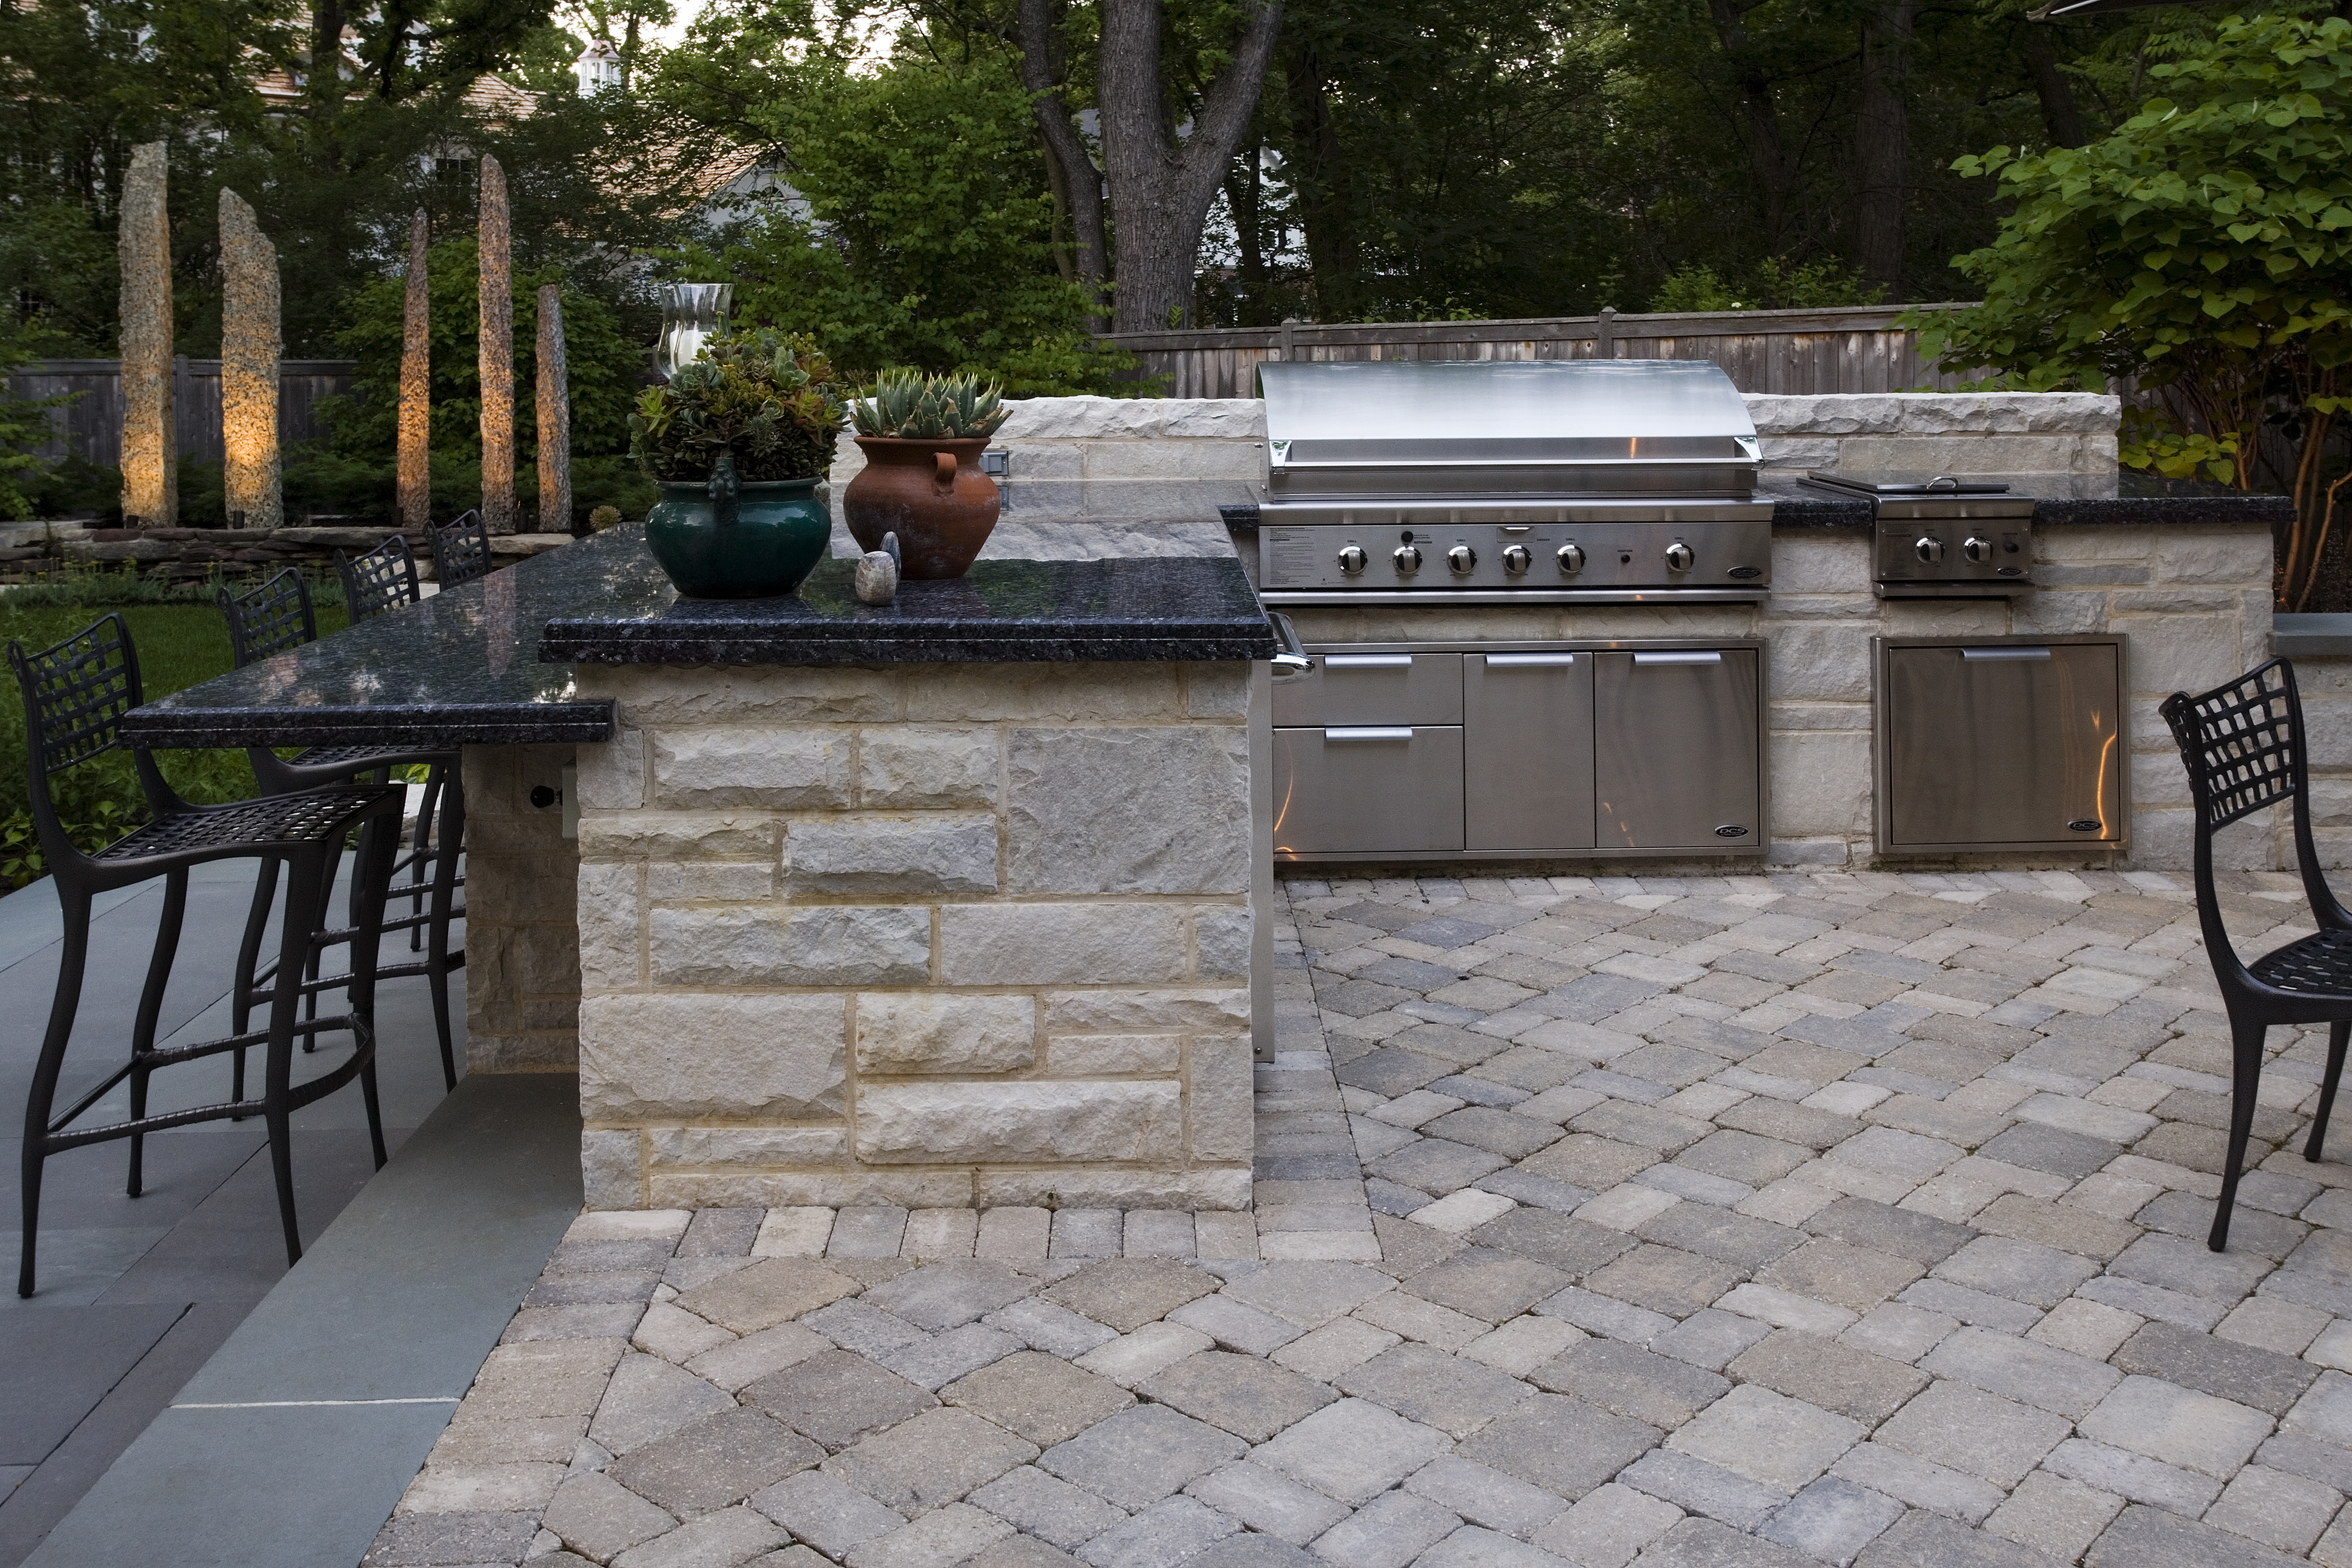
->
[538,631,1280,666]
[120,702,618,749]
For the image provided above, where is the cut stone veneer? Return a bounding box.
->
[463,742,582,1073]
[568,661,1256,1212]
[2282,658,2352,872]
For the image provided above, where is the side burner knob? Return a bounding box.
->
[1665,541,1695,572]
[1961,536,1990,564]
[1558,543,1585,574]
[1501,544,1532,575]
[1915,536,1945,564]
[1393,544,1422,574]
[1337,544,1367,574]
[1447,544,1477,574]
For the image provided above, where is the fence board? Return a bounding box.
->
[7,359,358,469]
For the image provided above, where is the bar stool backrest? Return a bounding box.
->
[430,510,492,590]
[337,534,421,621]
[6,614,176,865]
[217,570,317,668]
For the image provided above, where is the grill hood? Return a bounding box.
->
[1258,359,1762,504]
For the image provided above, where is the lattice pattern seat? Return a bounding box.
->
[339,534,421,621]
[431,510,492,589]
[95,786,386,862]
[2249,928,2352,994]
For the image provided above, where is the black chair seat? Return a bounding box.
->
[97,786,388,862]
[2249,928,2352,995]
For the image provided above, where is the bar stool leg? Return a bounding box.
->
[263,845,328,1266]
[229,855,281,1115]
[2211,1016,2268,1252]
[425,769,465,1090]
[20,889,93,1298]
[410,766,442,954]
[126,868,188,1200]
[2310,1019,2351,1163]
[353,815,399,1168]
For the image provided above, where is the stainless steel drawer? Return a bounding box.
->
[1273,650,1463,727]
[1466,651,1595,851]
[1272,725,1466,857]
[1593,649,1762,849]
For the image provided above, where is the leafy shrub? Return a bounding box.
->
[630,330,846,482]
[1649,258,1886,314]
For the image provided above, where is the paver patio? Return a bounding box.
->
[374,869,2352,1568]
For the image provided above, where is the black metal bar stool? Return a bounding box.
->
[339,532,424,621]
[428,509,493,589]
[2162,656,2352,1251]
[218,569,467,1090]
[12,614,404,1297]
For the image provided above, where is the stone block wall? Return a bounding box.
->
[462,742,583,1071]
[567,661,1257,1212]
[2285,659,2352,870]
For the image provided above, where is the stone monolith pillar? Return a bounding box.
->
[118,141,175,526]
[479,155,514,534]
[218,189,282,530]
[399,210,431,533]
[536,285,570,534]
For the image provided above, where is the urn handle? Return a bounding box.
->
[934,450,957,491]
[709,453,740,532]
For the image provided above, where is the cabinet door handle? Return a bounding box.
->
[1485,653,1577,666]
[1324,653,1414,668]
[1323,727,1414,741]
[1961,646,2052,661]
[1632,651,1723,665]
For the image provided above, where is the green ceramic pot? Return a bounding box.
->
[644,456,829,598]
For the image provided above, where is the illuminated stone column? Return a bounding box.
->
[118,141,175,527]
[398,210,431,533]
[218,189,282,530]
[536,284,570,534]
[478,155,515,534]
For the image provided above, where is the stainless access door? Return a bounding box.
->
[1593,649,1763,849]
[1271,725,1467,857]
[1466,652,1595,850]
[1879,639,2124,851]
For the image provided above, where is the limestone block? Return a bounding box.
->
[578,861,641,989]
[2303,690,2352,770]
[998,397,1266,441]
[1762,594,1870,623]
[648,906,931,987]
[1045,990,1252,1032]
[587,666,900,727]
[1006,728,1249,894]
[974,1167,1252,1211]
[653,729,851,808]
[1189,1037,1254,1162]
[786,817,998,896]
[1744,392,2118,437]
[1876,598,2013,639]
[1770,729,1870,840]
[577,733,647,810]
[1195,907,1252,980]
[646,862,776,901]
[2076,433,2120,473]
[2131,806,2268,873]
[2157,529,2274,587]
[1767,837,1853,867]
[856,993,1037,1074]
[859,729,999,808]
[940,905,1188,985]
[2110,587,2242,616]
[583,1129,642,1209]
[2009,592,2109,637]
[1767,622,1875,702]
[1770,702,1870,731]
[857,1082,1183,1163]
[2115,615,2240,696]
[580,993,847,1120]
[903,665,1181,722]
[1757,439,1840,470]
[649,1169,979,1210]
[1081,440,1263,481]
[1047,1035,1182,1074]
[580,813,777,862]
[648,1127,851,1166]
[2129,747,2190,811]
[2037,529,2154,564]
[1183,664,1252,719]
[992,444,1085,480]
[2311,779,2352,829]
[1835,436,2082,474]
[1765,534,1870,595]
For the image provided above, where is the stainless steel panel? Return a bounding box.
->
[1272,725,1466,857]
[1874,518,2032,587]
[1880,640,2123,849]
[1593,648,1762,848]
[1466,652,1595,850]
[1271,649,1462,727]
[1261,520,1771,594]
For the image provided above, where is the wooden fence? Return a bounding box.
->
[7,359,359,470]
[1099,304,1982,399]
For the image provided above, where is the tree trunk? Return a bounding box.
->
[310,0,344,118]
[1097,0,1283,333]
[2020,25,2086,148]
[1015,0,1109,331]
[1226,142,1270,326]
[1284,41,1361,321]
[1704,0,1793,255]
[1854,0,1918,301]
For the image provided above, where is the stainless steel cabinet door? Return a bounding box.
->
[1465,652,1596,851]
[1593,649,1762,849]
[1272,726,1466,856]
[1883,642,2122,848]
[1273,651,1463,728]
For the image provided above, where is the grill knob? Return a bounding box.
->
[1446,544,1477,575]
[1337,544,1367,575]
[1665,541,1694,573]
[1393,544,1422,574]
[1962,536,1991,564]
[1558,543,1585,574]
[1501,544,1532,575]
[1915,536,1945,564]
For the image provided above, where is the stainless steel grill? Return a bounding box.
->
[1801,471,2036,598]
[1254,359,1773,604]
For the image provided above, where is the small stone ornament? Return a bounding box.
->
[855,530,901,605]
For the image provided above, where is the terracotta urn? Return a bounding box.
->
[843,436,999,579]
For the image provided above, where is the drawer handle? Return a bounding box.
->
[1485,653,1577,666]
[1962,646,2053,661]
[1323,653,1414,668]
[1632,652,1722,665]
[1323,727,1415,741]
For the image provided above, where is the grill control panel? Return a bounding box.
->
[1260,521,1771,600]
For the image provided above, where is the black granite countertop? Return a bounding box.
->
[542,541,1276,664]
[122,525,632,750]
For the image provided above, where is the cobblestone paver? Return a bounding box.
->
[371,870,2352,1568]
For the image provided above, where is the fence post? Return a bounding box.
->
[1280,317,1298,362]
[1596,307,1617,360]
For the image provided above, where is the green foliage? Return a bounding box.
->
[629,329,846,482]
[850,369,1011,440]
[0,320,67,520]
[1648,258,1887,314]
[1915,13,2352,606]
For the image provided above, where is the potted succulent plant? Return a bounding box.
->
[628,329,846,598]
[843,370,1012,579]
